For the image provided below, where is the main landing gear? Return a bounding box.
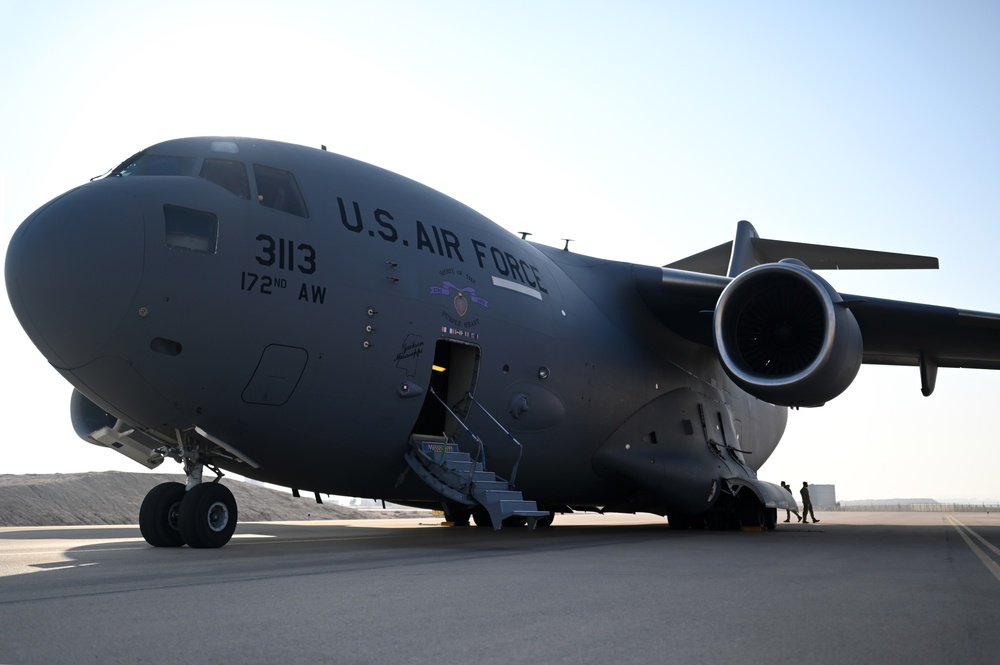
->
[138,438,239,548]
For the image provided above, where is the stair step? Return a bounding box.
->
[444,459,490,476]
[420,462,495,486]
[470,479,508,492]
[416,449,488,472]
[498,499,549,517]
[475,489,523,504]
[438,450,474,462]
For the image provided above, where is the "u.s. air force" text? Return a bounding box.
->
[336,197,548,294]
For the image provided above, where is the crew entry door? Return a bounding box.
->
[410,339,481,440]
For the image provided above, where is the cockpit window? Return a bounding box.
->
[200,159,250,199]
[114,154,196,177]
[164,205,218,254]
[253,164,308,218]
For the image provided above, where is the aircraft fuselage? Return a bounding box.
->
[6,138,787,525]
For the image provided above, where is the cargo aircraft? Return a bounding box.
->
[7,137,1000,547]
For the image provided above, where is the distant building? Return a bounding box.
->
[840,498,939,507]
[809,484,836,509]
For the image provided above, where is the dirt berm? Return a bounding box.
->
[0,471,428,526]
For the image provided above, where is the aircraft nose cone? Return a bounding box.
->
[5,184,145,368]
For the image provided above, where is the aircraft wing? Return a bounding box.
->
[843,296,1000,370]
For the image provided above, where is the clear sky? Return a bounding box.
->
[3,1,999,501]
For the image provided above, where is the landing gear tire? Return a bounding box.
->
[443,505,471,526]
[536,511,555,528]
[472,506,493,528]
[738,507,765,530]
[705,512,732,530]
[139,482,186,547]
[179,483,238,548]
[502,515,528,527]
[667,513,691,530]
[764,508,777,530]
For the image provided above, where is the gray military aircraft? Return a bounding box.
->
[6,137,1000,547]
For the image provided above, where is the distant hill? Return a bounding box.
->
[0,472,429,526]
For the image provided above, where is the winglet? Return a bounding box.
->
[727,220,761,277]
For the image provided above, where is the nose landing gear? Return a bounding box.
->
[139,481,238,548]
[138,434,239,548]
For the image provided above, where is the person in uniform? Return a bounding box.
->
[781,481,802,522]
[800,481,819,523]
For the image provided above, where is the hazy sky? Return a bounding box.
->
[3,1,1000,501]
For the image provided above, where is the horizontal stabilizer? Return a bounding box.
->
[666,220,938,276]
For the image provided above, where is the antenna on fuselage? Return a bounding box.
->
[561,238,574,251]
[519,232,532,240]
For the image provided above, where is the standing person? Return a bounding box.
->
[781,481,802,522]
[800,481,819,523]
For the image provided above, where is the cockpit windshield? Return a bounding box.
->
[254,164,308,217]
[200,159,250,199]
[109,149,308,216]
[113,153,197,177]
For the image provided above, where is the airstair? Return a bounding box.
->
[403,390,548,530]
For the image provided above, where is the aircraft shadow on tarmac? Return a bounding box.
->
[3,517,835,581]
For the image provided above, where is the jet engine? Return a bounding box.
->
[713,259,863,407]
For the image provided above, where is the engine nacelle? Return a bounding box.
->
[713,260,862,407]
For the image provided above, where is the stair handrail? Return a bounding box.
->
[464,391,524,487]
[427,387,486,492]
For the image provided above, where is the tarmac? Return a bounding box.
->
[1,511,999,664]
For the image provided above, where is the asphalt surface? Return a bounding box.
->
[1,511,999,664]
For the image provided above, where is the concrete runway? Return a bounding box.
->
[1,511,999,664]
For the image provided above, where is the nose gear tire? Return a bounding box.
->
[178,483,238,548]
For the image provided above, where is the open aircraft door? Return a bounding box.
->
[410,339,481,440]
